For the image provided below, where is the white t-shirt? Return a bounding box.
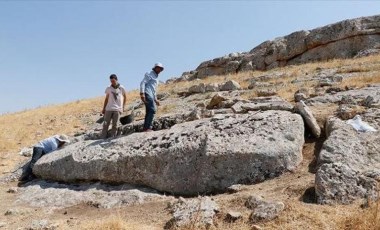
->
[105,85,126,112]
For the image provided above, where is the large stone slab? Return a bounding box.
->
[34,111,304,195]
[315,113,380,204]
[16,181,166,209]
[170,15,380,80]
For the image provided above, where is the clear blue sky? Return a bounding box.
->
[0,1,379,114]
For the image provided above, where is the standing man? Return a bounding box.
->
[101,74,127,138]
[140,63,164,132]
[20,134,70,181]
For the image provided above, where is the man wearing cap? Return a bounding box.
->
[140,63,164,131]
[101,74,127,138]
[20,134,70,181]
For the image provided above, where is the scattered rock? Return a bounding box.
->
[226,184,244,193]
[307,85,380,106]
[361,96,376,108]
[157,92,171,101]
[232,96,293,114]
[355,48,380,58]
[0,222,6,228]
[295,101,321,137]
[325,87,343,94]
[220,80,241,91]
[318,79,334,87]
[205,83,220,92]
[186,108,214,122]
[167,197,219,229]
[252,224,263,230]
[336,104,364,120]
[189,83,206,94]
[4,209,20,216]
[245,196,285,222]
[294,93,307,102]
[207,93,228,109]
[248,81,273,90]
[7,187,18,194]
[340,95,357,105]
[226,211,242,222]
[257,89,277,97]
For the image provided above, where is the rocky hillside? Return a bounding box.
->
[169,14,380,81]
[1,16,380,230]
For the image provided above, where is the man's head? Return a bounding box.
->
[56,134,70,148]
[152,63,164,74]
[110,74,118,86]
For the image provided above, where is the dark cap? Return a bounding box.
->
[109,74,118,80]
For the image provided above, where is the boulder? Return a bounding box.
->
[226,211,242,222]
[336,104,365,120]
[315,115,380,204]
[207,93,228,109]
[295,101,321,138]
[248,81,274,90]
[220,80,241,91]
[167,197,219,229]
[205,83,220,92]
[189,83,206,94]
[34,111,304,195]
[245,196,285,222]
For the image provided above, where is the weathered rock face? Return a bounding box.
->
[167,197,219,229]
[245,196,285,222]
[294,101,321,138]
[172,15,380,80]
[16,181,166,209]
[231,96,294,114]
[315,114,380,204]
[34,111,304,195]
[306,85,380,106]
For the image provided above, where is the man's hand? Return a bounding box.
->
[140,93,147,104]
[155,100,160,106]
[102,108,105,115]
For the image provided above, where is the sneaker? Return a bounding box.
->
[143,129,153,132]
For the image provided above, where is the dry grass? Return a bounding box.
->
[79,215,156,230]
[161,54,380,104]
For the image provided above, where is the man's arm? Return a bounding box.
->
[123,92,127,112]
[154,81,160,106]
[140,73,150,103]
[102,94,109,114]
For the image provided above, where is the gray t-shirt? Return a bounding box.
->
[105,85,126,112]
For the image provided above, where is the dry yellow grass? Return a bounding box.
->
[160,54,380,104]
[79,215,160,230]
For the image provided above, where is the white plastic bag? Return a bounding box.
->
[346,115,377,132]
